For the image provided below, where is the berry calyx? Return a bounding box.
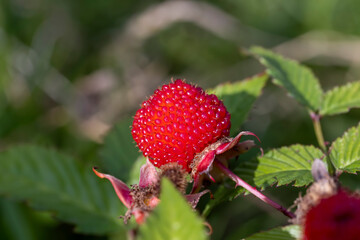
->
[131,79,231,171]
[303,190,360,240]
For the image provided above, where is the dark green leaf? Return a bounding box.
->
[0,145,126,235]
[251,47,323,111]
[235,145,324,188]
[202,184,244,217]
[245,225,301,240]
[209,73,268,134]
[330,123,360,173]
[99,118,140,181]
[320,81,360,116]
[138,178,207,240]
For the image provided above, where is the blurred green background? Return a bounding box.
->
[1,0,360,239]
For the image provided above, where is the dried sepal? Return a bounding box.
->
[190,131,260,193]
[139,158,159,188]
[186,190,211,209]
[160,163,188,194]
[92,167,133,208]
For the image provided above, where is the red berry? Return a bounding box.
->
[304,191,360,240]
[132,79,231,171]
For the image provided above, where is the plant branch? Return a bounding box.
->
[311,112,336,176]
[214,160,295,219]
[311,113,326,151]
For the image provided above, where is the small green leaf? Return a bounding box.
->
[138,178,207,240]
[235,145,324,188]
[209,73,268,134]
[330,123,360,173]
[251,47,323,111]
[320,81,360,116]
[0,145,126,235]
[99,118,140,180]
[245,225,301,240]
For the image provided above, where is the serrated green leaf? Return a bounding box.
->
[320,81,360,116]
[0,145,126,235]
[330,123,360,173]
[99,118,140,181]
[245,225,301,240]
[209,73,268,134]
[251,47,323,111]
[235,145,324,188]
[138,178,207,240]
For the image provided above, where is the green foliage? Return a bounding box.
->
[330,123,360,173]
[246,225,301,240]
[235,145,324,188]
[320,81,360,116]
[138,178,207,240]
[202,184,245,217]
[0,145,126,235]
[1,0,360,239]
[203,145,323,218]
[99,118,140,180]
[251,47,323,112]
[209,73,268,134]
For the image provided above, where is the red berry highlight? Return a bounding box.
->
[132,79,231,171]
[304,191,360,240]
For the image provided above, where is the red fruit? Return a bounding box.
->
[304,190,360,240]
[131,79,231,171]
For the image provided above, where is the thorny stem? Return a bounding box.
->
[311,112,336,176]
[214,160,296,219]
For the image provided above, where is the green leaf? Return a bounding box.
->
[0,198,45,240]
[209,73,268,134]
[235,145,324,188]
[99,118,140,181]
[0,145,126,235]
[320,81,360,116]
[330,123,360,173]
[138,178,207,240]
[245,225,301,240]
[251,47,323,111]
[202,184,245,217]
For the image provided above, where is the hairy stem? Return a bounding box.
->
[214,160,295,219]
[311,112,335,176]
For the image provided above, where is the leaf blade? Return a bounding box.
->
[138,178,207,240]
[320,81,360,116]
[209,73,268,134]
[245,225,301,240]
[0,145,126,235]
[251,47,323,111]
[330,123,360,173]
[235,145,324,188]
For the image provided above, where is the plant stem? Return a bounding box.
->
[311,112,335,176]
[214,160,295,219]
[311,113,326,151]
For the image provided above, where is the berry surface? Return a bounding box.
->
[132,79,231,171]
[304,191,360,240]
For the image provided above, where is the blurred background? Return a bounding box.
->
[1,0,360,239]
